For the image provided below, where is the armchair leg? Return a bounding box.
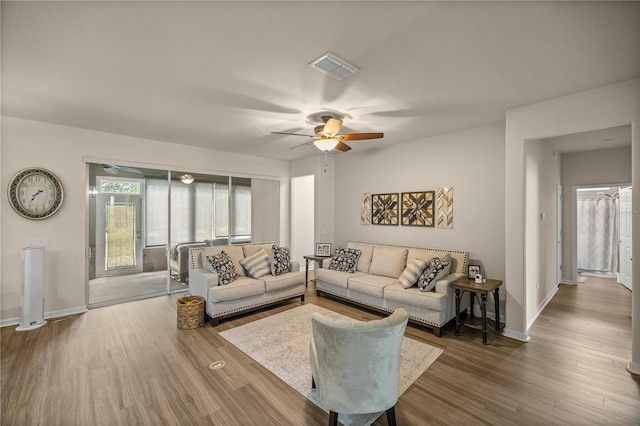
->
[329,411,338,426]
[386,406,397,426]
[311,376,316,389]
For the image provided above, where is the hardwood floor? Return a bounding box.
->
[1,275,638,425]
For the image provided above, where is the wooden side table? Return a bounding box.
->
[451,278,503,345]
[303,255,331,287]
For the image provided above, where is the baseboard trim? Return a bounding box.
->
[627,361,640,376]
[502,328,531,342]
[1,306,88,328]
[560,279,575,285]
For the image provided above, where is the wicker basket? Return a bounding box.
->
[177,294,205,330]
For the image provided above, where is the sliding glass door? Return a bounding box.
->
[88,162,276,308]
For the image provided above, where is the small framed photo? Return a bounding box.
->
[315,243,332,257]
[468,264,481,279]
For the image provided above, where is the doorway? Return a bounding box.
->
[95,176,144,277]
[291,175,315,270]
[573,184,632,287]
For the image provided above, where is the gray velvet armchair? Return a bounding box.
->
[309,308,409,426]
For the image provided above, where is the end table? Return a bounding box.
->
[451,277,503,345]
[303,255,331,287]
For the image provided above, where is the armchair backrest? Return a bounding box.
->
[310,308,409,415]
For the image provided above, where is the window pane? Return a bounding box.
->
[231,177,251,243]
[214,181,229,238]
[145,178,168,246]
[195,182,214,241]
[171,181,191,242]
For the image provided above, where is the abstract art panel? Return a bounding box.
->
[372,193,399,225]
[437,187,453,229]
[361,193,371,225]
[401,191,434,227]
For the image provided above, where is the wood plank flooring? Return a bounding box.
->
[1,275,639,425]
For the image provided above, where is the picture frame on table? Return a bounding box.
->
[468,264,481,279]
[315,243,332,257]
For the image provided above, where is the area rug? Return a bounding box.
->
[219,303,443,426]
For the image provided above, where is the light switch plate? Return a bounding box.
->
[27,238,48,248]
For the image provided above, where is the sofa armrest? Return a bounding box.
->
[189,268,219,299]
[322,258,332,268]
[434,273,464,295]
[290,260,301,272]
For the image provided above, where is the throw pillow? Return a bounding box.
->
[329,247,362,273]
[205,251,238,285]
[399,258,427,289]
[417,256,451,292]
[272,244,291,276]
[240,249,270,279]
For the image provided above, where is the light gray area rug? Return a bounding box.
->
[219,303,443,426]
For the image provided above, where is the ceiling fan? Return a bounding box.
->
[271,115,384,152]
[100,164,143,175]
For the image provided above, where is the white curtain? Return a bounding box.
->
[577,197,618,274]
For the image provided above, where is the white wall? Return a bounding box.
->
[560,146,632,282]
[505,78,639,343]
[0,116,292,323]
[331,122,507,315]
[525,139,561,327]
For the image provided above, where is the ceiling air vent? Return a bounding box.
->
[309,52,359,81]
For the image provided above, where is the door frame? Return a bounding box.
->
[571,182,631,284]
[95,176,145,277]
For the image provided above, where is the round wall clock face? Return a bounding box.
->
[7,168,64,220]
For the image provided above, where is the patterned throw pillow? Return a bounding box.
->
[329,247,362,273]
[399,258,427,289]
[417,257,451,292]
[206,251,238,285]
[240,249,270,279]
[272,245,291,276]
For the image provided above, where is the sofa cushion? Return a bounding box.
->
[417,256,451,292]
[329,247,362,273]
[272,244,291,276]
[348,274,399,298]
[315,268,365,289]
[240,249,270,279]
[262,271,305,292]
[205,251,238,285]
[368,246,408,279]
[347,242,375,273]
[201,246,246,277]
[208,276,265,302]
[399,258,427,289]
[384,283,447,311]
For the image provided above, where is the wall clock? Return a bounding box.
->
[7,168,64,220]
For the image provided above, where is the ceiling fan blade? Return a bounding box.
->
[334,141,352,152]
[289,140,315,150]
[340,132,384,141]
[323,118,343,137]
[271,131,316,138]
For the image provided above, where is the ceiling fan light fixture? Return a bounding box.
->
[180,174,194,184]
[314,138,339,151]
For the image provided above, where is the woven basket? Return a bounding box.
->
[177,294,205,330]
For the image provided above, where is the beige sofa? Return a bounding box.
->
[314,242,469,336]
[188,242,305,325]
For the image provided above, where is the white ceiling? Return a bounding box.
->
[2,1,639,161]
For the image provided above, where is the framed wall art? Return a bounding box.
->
[437,187,453,229]
[401,191,435,226]
[372,193,399,225]
[315,243,332,257]
[468,264,481,279]
[361,192,371,225]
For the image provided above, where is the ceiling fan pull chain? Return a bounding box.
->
[323,152,328,172]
